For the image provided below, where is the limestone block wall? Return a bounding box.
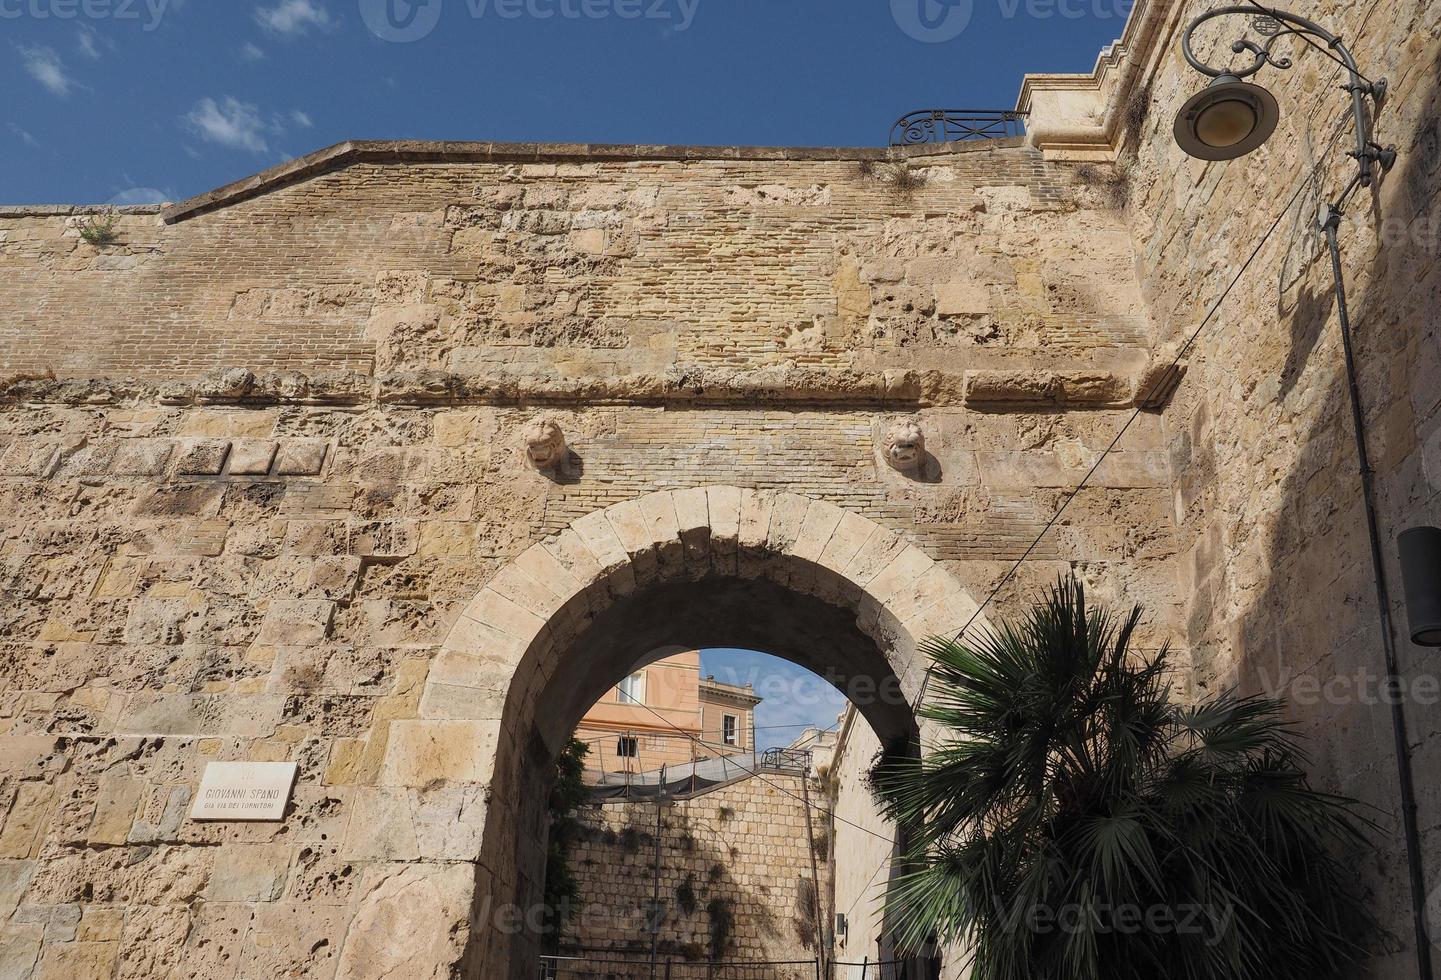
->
[0,141,1180,977]
[564,772,822,972]
[1,143,1154,389]
[1094,1,1441,975]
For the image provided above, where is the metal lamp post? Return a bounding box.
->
[1171,7,1430,980]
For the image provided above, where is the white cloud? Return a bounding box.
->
[75,26,115,60]
[254,0,334,37]
[18,45,75,97]
[240,42,267,61]
[9,123,39,148]
[290,109,313,128]
[184,97,269,153]
[108,188,171,206]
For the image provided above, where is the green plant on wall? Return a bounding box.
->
[676,874,698,916]
[78,212,119,246]
[871,576,1375,980]
[706,897,733,963]
[540,738,591,953]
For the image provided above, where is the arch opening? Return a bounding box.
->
[407,488,984,979]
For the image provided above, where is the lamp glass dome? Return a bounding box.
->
[1173,75,1280,161]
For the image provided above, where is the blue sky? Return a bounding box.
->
[701,649,849,749]
[6,0,1132,204]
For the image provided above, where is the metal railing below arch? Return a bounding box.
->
[831,960,930,980]
[538,954,822,979]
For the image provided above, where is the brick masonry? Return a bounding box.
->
[565,773,823,974]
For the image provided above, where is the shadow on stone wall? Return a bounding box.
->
[1222,39,1441,976]
[559,784,823,978]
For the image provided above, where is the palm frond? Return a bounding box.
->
[879,574,1375,980]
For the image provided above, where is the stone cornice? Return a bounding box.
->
[0,363,1182,412]
[698,680,762,708]
[1015,0,1177,161]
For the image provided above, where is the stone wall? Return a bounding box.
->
[2,4,1433,965]
[0,140,1180,978]
[1093,2,1441,976]
[563,772,823,973]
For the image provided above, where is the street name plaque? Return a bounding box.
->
[190,761,297,821]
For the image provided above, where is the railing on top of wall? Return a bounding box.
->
[888,109,1028,147]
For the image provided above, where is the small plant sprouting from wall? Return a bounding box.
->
[865,735,914,807]
[706,897,734,962]
[859,160,928,199]
[1073,163,1130,210]
[618,827,653,853]
[78,211,120,247]
[793,877,819,949]
[540,739,592,953]
[676,874,698,916]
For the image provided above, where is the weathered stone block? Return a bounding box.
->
[934,283,991,316]
[205,843,291,902]
[109,440,173,477]
[229,440,278,476]
[257,600,335,647]
[380,720,500,786]
[273,441,329,476]
[334,863,472,980]
[87,776,142,846]
[175,439,231,476]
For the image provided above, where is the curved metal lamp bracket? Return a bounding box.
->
[1180,5,1393,188]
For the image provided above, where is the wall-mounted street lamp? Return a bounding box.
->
[1174,5,1394,181]
[1172,8,1429,980]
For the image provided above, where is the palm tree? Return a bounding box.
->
[870,576,1374,980]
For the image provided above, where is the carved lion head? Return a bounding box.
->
[884,417,926,473]
[522,416,567,470]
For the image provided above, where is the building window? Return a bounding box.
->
[722,714,739,746]
[617,671,646,705]
[616,736,638,758]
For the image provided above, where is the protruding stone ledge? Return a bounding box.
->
[0,364,1174,411]
[961,369,1134,409]
[0,204,165,218]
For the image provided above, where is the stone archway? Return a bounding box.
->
[343,487,983,980]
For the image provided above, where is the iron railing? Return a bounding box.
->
[539,954,821,979]
[760,747,812,775]
[889,109,1027,147]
